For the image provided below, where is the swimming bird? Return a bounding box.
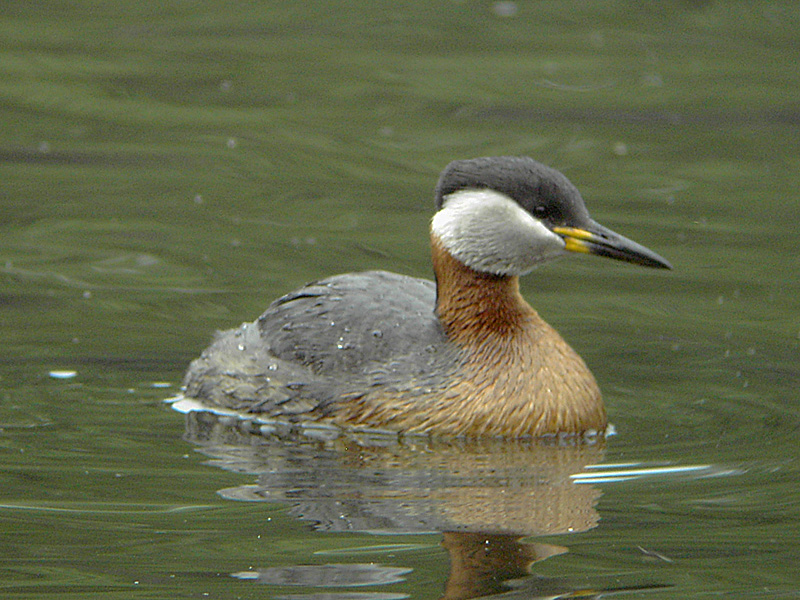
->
[182,156,671,438]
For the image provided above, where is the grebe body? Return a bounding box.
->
[182,157,671,437]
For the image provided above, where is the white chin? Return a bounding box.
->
[431,189,567,276]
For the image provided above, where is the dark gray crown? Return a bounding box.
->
[434,156,592,229]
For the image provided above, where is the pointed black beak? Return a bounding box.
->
[552,221,672,269]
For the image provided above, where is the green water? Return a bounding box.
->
[2,2,799,598]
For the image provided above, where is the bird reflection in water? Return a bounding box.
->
[178,410,670,600]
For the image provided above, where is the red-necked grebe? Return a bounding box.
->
[182,156,671,437]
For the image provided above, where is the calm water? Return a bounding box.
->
[2,2,799,598]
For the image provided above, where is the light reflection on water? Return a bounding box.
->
[174,409,749,599]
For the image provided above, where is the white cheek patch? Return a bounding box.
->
[431,189,566,276]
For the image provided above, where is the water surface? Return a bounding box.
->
[2,2,799,599]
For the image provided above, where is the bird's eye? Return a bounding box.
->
[532,205,555,222]
[532,200,567,225]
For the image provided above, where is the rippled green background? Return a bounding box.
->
[2,2,799,598]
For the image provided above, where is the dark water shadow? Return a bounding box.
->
[182,410,668,600]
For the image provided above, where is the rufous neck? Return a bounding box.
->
[431,233,536,346]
